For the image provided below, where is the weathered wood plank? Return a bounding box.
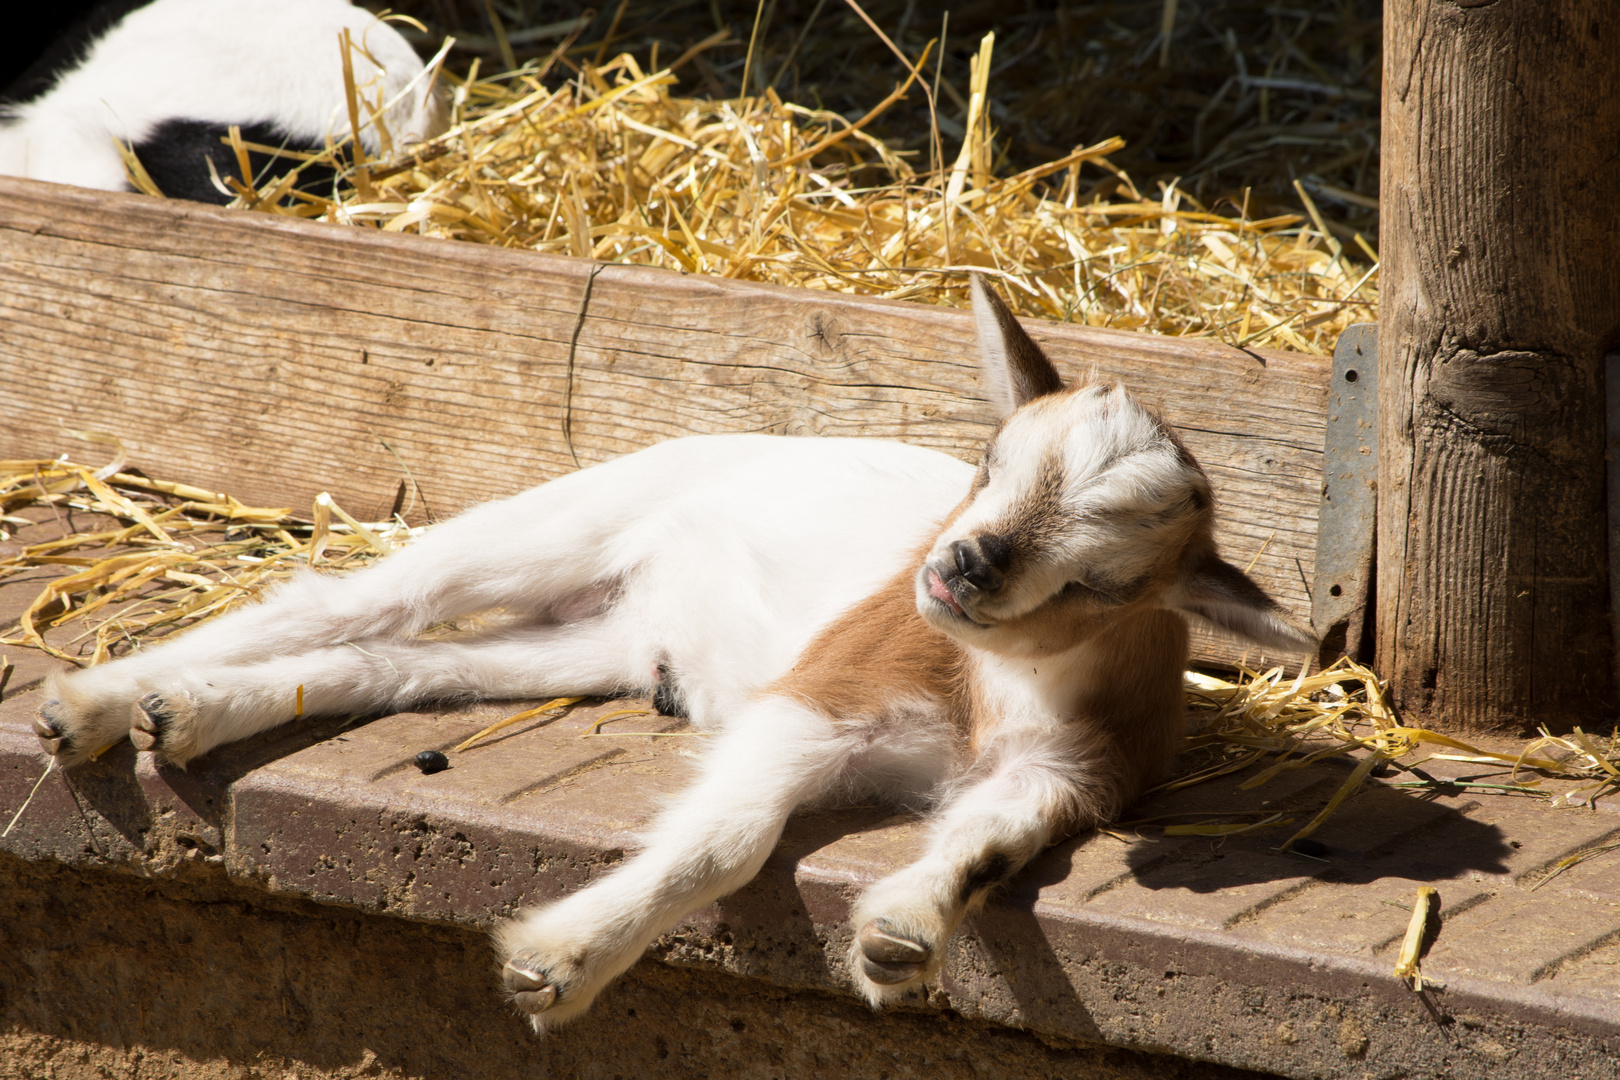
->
[0,177,1326,665]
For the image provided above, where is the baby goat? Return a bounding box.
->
[0,0,445,202]
[33,278,1312,1029]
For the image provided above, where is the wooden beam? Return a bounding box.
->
[1378,1,1620,733]
[0,177,1327,667]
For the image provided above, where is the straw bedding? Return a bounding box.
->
[142,1,1379,356]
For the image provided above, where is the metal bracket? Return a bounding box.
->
[1313,323,1377,665]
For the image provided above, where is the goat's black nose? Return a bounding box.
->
[951,536,1010,592]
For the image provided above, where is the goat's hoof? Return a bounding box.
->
[857,920,930,985]
[503,959,560,1013]
[33,703,71,756]
[131,693,173,751]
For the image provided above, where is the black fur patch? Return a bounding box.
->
[134,119,334,204]
[135,692,174,724]
[2,0,152,107]
[652,663,688,718]
[959,852,1014,904]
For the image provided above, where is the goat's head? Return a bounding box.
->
[916,277,1314,659]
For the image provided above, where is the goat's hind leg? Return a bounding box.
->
[849,730,1111,1005]
[495,696,852,1032]
[114,617,643,767]
[36,482,632,766]
[34,568,415,764]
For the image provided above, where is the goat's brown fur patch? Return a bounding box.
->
[772,558,969,736]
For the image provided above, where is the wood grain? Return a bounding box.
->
[0,177,1327,667]
[1378,1,1620,732]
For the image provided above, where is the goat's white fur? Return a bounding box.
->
[0,0,445,191]
[35,278,1313,1030]
[40,435,969,762]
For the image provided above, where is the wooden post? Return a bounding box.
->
[1378,1,1620,734]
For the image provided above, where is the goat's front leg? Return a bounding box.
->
[849,728,1114,1005]
[495,697,851,1032]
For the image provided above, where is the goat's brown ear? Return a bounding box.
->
[971,275,1064,416]
[1166,549,1317,653]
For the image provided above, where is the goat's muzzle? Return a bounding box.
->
[923,535,1013,623]
[950,537,1010,593]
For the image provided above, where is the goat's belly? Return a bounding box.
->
[598,436,973,726]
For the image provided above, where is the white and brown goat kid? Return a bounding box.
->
[33,278,1312,1029]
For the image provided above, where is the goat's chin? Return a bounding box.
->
[915,591,996,644]
[913,575,1048,642]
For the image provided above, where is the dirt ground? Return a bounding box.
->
[1,854,1281,1080]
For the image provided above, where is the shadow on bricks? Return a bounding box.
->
[1119,754,1513,896]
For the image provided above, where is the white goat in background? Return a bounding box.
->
[34,278,1313,1029]
[0,0,445,201]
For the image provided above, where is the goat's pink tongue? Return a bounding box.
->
[928,570,965,615]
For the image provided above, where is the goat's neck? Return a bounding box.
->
[959,607,1188,773]
[965,644,1094,736]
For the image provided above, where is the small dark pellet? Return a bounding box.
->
[415,750,450,774]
